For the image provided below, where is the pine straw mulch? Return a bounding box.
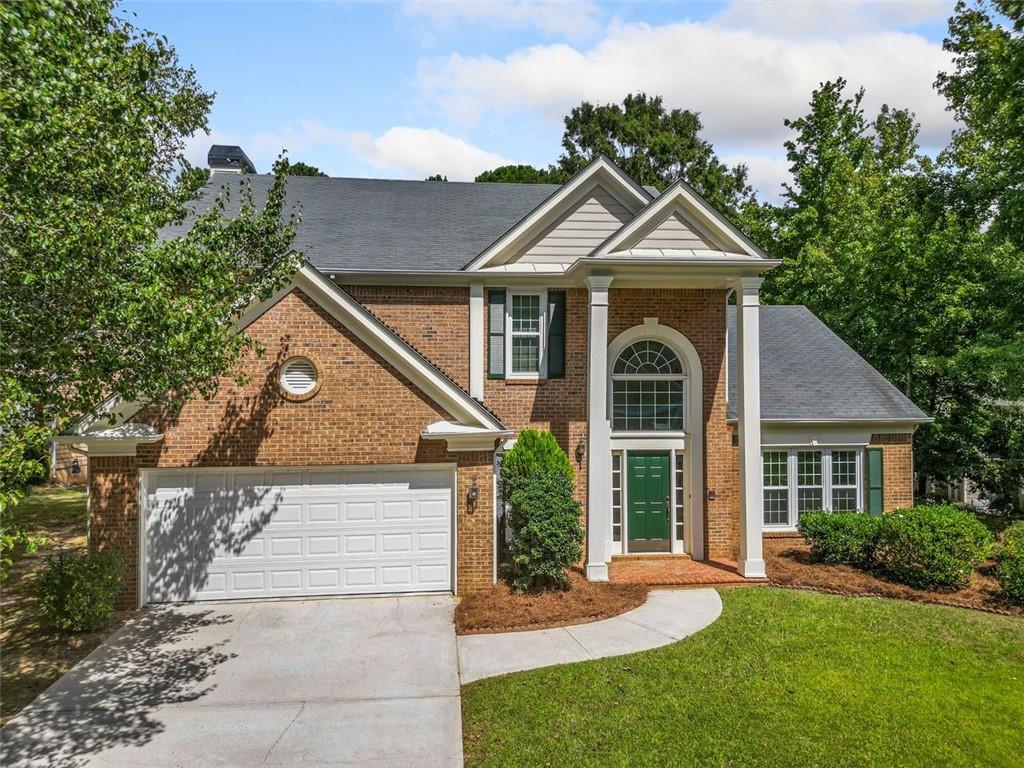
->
[455,568,649,635]
[764,537,1023,618]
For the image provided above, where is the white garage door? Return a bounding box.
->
[142,465,454,603]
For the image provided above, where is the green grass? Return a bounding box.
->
[10,485,89,536]
[461,588,1024,768]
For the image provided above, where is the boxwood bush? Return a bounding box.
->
[995,521,1024,604]
[797,511,881,567]
[502,430,582,591]
[36,550,125,632]
[876,505,992,589]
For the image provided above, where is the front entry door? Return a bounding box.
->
[627,451,670,551]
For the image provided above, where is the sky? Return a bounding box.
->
[122,0,960,201]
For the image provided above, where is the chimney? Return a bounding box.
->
[207,145,256,174]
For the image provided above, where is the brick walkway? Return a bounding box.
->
[609,557,765,586]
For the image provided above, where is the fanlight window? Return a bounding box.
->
[612,341,686,432]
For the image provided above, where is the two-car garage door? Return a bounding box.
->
[142,465,454,604]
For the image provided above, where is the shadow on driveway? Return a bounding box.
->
[1,607,234,768]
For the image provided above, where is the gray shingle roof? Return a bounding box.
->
[727,306,929,422]
[161,175,561,272]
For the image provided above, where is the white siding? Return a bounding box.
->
[633,212,714,250]
[519,187,632,263]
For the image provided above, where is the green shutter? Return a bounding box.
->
[547,290,566,379]
[867,448,884,515]
[487,289,506,379]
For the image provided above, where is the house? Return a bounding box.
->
[59,148,929,608]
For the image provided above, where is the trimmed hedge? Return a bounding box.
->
[36,550,125,632]
[996,521,1024,604]
[876,505,992,589]
[798,511,881,567]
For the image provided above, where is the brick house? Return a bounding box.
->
[59,148,929,608]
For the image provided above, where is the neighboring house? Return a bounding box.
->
[49,441,87,486]
[59,147,929,609]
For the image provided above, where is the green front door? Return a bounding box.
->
[627,451,670,544]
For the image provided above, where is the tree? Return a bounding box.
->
[475,165,565,184]
[557,93,752,213]
[937,1,1024,253]
[757,77,1024,505]
[0,0,301,506]
[287,161,327,177]
[425,174,448,181]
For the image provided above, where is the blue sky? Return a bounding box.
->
[123,0,957,200]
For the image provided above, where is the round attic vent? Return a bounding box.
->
[280,357,319,397]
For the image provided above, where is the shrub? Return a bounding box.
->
[876,505,992,589]
[506,468,584,591]
[798,511,881,567]
[995,521,1024,604]
[501,428,574,500]
[35,550,125,632]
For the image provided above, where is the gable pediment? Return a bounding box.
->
[465,156,651,271]
[594,181,768,260]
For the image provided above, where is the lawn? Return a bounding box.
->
[1,485,128,724]
[461,588,1024,768]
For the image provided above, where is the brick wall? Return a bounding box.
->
[50,442,88,486]
[343,284,470,390]
[870,433,915,510]
[89,289,493,608]
[608,288,739,560]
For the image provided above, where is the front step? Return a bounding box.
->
[612,553,693,561]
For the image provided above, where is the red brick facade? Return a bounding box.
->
[870,433,915,510]
[88,282,917,608]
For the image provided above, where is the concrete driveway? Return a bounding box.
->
[1,596,462,768]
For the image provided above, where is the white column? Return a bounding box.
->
[734,277,766,578]
[586,275,614,581]
[469,283,484,400]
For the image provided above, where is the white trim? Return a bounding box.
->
[469,283,484,399]
[465,156,651,272]
[606,321,704,560]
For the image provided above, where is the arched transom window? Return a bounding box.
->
[612,340,686,431]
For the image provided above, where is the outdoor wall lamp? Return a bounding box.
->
[70,458,81,475]
[575,435,586,464]
[467,479,479,503]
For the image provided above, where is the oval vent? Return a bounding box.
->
[280,357,318,396]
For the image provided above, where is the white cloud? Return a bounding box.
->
[348,126,511,180]
[402,0,602,39]
[722,151,792,203]
[417,13,956,158]
[191,121,509,181]
[713,0,952,37]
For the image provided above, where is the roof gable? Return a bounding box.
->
[465,156,651,271]
[66,265,507,442]
[594,180,768,259]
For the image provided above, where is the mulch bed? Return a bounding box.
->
[764,537,1023,617]
[455,568,649,635]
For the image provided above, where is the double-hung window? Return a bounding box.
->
[508,292,544,376]
[762,448,864,527]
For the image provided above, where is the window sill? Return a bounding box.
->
[505,376,545,386]
[611,430,687,439]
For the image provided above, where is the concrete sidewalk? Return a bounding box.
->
[457,587,722,684]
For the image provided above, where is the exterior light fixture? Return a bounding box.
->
[468,479,479,503]
[575,435,586,464]
[70,458,81,475]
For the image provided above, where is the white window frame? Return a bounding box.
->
[609,340,688,434]
[505,289,547,379]
[761,447,864,529]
